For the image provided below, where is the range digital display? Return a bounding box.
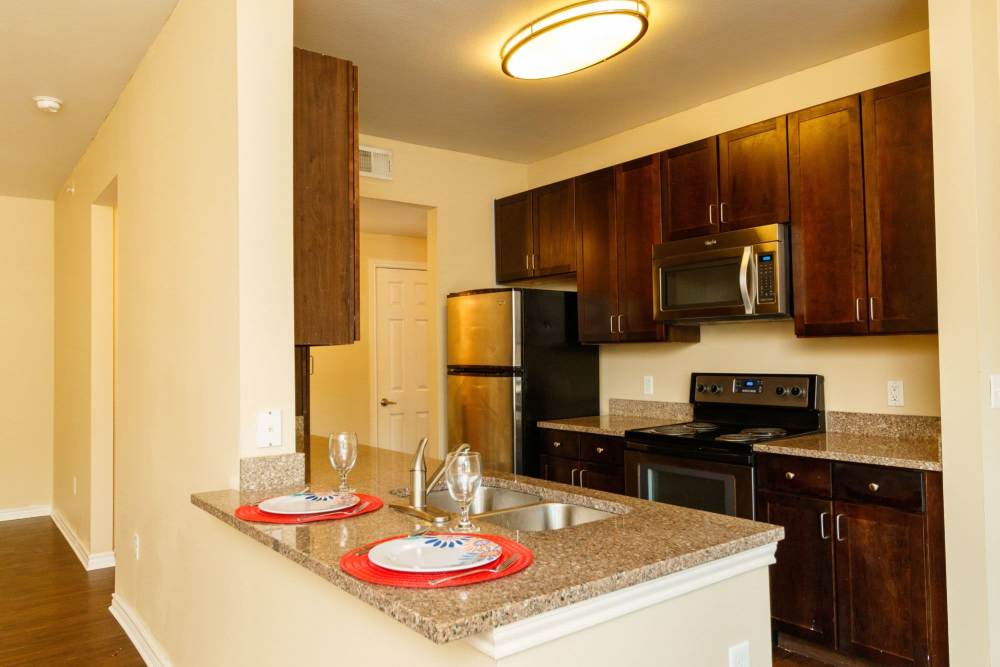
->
[734,377,765,393]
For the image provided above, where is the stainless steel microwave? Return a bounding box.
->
[652,224,790,322]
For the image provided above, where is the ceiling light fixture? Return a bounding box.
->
[33,96,64,113]
[501,0,649,80]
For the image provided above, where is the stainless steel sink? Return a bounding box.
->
[476,502,615,532]
[425,486,542,514]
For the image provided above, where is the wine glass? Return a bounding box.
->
[328,432,358,492]
[445,451,482,533]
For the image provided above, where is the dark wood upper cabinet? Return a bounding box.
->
[718,116,790,231]
[661,137,720,240]
[789,95,870,337]
[293,49,360,346]
[574,168,619,344]
[615,155,663,342]
[835,501,930,665]
[863,73,937,334]
[757,490,837,648]
[533,179,576,276]
[495,192,535,282]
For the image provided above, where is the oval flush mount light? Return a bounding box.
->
[501,0,649,80]
[33,96,64,113]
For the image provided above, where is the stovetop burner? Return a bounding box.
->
[741,427,787,437]
[687,422,719,432]
[716,433,764,443]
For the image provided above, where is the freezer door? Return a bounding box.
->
[447,290,521,368]
[447,373,520,474]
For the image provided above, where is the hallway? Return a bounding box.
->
[0,517,142,666]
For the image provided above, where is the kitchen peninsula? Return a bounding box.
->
[193,444,782,665]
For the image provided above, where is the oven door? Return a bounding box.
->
[625,449,755,519]
[653,244,757,321]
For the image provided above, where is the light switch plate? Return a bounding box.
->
[888,380,905,407]
[991,374,1000,409]
[256,409,282,447]
[643,375,654,396]
[728,640,751,667]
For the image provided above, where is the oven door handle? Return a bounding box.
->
[738,245,754,315]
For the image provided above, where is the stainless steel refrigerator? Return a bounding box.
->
[446,288,599,475]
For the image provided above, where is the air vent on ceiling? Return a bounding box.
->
[359,145,392,180]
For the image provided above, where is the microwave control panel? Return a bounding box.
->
[756,253,776,304]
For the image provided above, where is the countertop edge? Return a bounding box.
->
[752,443,942,472]
[190,493,782,644]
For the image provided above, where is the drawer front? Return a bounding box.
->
[833,462,925,512]
[541,429,580,459]
[757,454,832,497]
[579,433,624,466]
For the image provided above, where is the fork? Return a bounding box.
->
[427,557,517,586]
[294,500,371,523]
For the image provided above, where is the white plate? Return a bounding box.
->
[258,491,359,515]
[368,534,503,573]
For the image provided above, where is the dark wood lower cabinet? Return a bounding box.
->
[835,501,929,666]
[758,491,837,647]
[537,429,625,494]
[758,454,948,666]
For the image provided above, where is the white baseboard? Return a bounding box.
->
[110,593,172,667]
[50,508,116,571]
[0,504,51,521]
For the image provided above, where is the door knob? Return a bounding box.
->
[379,398,397,407]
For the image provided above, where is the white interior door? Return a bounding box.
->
[375,266,430,452]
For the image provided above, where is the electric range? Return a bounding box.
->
[624,373,824,519]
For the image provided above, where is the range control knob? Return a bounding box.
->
[775,386,787,396]
[696,384,708,393]
[790,386,803,397]
[710,384,722,394]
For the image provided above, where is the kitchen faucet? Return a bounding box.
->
[410,439,471,510]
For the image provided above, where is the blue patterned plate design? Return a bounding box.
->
[257,491,359,515]
[367,534,503,573]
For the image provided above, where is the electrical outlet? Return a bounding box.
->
[133,533,141,560]
[887,379,905,407]
[72,476,77,496]
[728,640,751,667]
[642,375,654,396]
[991,374,1000,409]
[256,409,282,447]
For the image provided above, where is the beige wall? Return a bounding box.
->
[927,0,1000,662]
[311,232,429,444]
[526,30,940,416]
[52,0,294,654]
[0,195,54,511]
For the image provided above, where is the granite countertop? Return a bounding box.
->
[536,414,678,436]
[192,445,782,644]
[754,431,942,471]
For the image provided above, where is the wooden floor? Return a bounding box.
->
[773,647,835,666]
[0,517,143,666]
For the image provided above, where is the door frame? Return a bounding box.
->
[367,259,429,448]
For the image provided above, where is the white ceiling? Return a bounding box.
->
[1,0,927,200]
[0,0,178,199]
[360,197,429,238]
[296,0,927,163]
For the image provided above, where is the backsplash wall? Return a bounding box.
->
[599,321,940,416]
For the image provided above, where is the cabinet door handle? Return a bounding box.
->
[835,513,846,542]
[819,511,830,540]
[579,469,587,487]
[571,468,579,486]
[617,314,624,333]
[869,296,877,321]
[868,482,880,492]
[720,201,727,224]
[609,315,615,334]
[708,204,715,226]
[525,254,530,270]
[595,447,605,455]
[532,254,537,270]
[309,354,315,376]
[785,471,796,480]
[855,297,863,322]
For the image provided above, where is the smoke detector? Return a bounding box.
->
[33,96,63,113]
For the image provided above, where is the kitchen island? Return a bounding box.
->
[192,444,782,665]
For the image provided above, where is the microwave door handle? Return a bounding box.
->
[738,246,754,315]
